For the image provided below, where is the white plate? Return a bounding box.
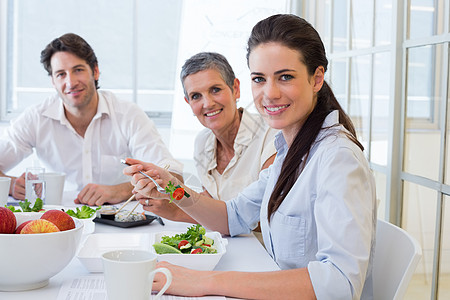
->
[151,231,228,271]
[77,233,151,272]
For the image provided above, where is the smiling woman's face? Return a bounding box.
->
[248,42,324,145]
[183,68,240,132]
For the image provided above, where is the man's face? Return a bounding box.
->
[50,51,99,111]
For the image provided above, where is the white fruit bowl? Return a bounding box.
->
[0,212,84,291]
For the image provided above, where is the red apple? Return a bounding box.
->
[0,207,17,234]
[40,210,75,231]
[15,220,32,234]
[20,219,60,234]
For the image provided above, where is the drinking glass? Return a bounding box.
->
[25,167,46,205]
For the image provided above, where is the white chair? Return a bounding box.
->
[373,219,422,300]
[182,172,203,192]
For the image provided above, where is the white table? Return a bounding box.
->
[1,192,280,299]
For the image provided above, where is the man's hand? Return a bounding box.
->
[74,182,133,206]
[10,173,26,200]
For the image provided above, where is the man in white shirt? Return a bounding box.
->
[0,33,183,205]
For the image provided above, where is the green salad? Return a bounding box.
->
[153,224,217,254]
[63,206,101,219]
[6,198,44,212]
[6,200,100,219]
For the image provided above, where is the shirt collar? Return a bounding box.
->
[203,108,262,171]
[274,131,287,153]
[41,95,65,121]
[234,108,261,146]
[95,91,110,119]
[274,110,340,153]
[204,107,258,153]
[322,110,339,128]
[41,90,111,123]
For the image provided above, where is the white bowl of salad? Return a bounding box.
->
[151,225,228,271]
[63,205,100,235]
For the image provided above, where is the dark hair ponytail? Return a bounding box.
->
[246,14,363,222]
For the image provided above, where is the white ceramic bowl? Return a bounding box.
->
[151,231,228,271]
[79,215,96,235]
[0,212,83,291]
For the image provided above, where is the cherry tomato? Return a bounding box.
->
[172,188,185,200]
[178,240,190,249]
[202,244,211,247]
[191,248,203,254]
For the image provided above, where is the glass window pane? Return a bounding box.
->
[332,0,348,52]
[408,0,444,39]
[136,0,182,90]
[351,0,373,49]
[7,0,182,117]
[373,170,386,219]
[17,0,134,89]
[402,181,436,298]
[10,0,134,112]
[371,52,390,165]
[404,44,443,181]
[316,0,332,54]
[330,58,348,111]
[374,0,392,46]
[137,93,173,113]
[350,55,371,150]
[439,195,450,299]
[444,69,450,185]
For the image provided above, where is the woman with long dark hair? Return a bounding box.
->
[125,14,376,299]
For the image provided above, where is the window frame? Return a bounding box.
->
[0,0,180,126]
[306,0,450,298]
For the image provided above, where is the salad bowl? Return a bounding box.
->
[151,230,228,271]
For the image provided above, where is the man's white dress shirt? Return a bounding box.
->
[0,90,183,191]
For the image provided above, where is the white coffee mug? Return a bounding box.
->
[0,177,11,207]
[102,249,172,300]
[43,172,66,205]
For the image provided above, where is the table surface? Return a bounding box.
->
[1,192,280,299]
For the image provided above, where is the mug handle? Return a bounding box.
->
[149,267,172,300]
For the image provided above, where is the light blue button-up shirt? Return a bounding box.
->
[226,110,376,300]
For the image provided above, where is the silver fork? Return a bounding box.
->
[121,159,168,194]
[138,170,168,194]
[124,164,170,219]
